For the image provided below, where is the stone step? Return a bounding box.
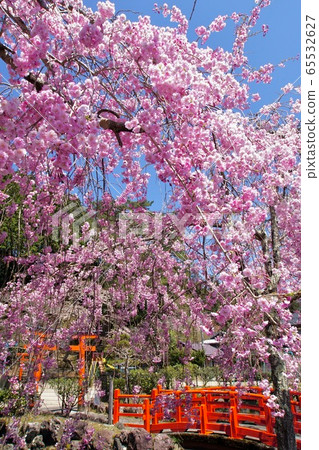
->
[39,386,61,411]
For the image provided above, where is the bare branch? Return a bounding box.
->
[99,118,144,147]
[97,109,120,119]
[189,0,198,21]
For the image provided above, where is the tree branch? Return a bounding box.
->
[0,43,44,92]
[189,0,198,21]
[99,118,144,147]
[270,205,280,268]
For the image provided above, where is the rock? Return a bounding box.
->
[25,423,41,444]
[72,412,109,425]
[25,419,61,447]
[71,412,88,421]
[95,403,107,414]
[119,431,128,445]
[119,429,153,450]
[87,412,108,424]
[114,422,124,430]
[39,419,61,445]
[113,437,123,450]
[30,435,45,450]
[92,429,113,449]
[123,407,138,414]
[154,434,175,450]
[70,420,87,441]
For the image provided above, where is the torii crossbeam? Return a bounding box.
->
[18,334,97,407]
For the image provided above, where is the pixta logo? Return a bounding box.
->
[52,203,96,246]
[118,212,197,240]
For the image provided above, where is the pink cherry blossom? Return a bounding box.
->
[0,2,300,445]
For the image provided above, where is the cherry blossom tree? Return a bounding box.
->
[0,0,300,448]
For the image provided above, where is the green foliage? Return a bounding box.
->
[113,377,126,392]
[0,180,24,286]
[0,388,29,416]
[48,378,81,415]
[0,181,24,254]
[200,366,223,386]
[168,346,186,366]
[167,334,186,366]
[191,350,206,367]
[0,177,60,286]
[159,365,184,389]
[127,369,157,394]
[111,362,222,395]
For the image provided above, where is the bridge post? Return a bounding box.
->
[113,389,120,424]
[229,392,239,438]
[263,397,275,435]
[175,391,182,424]
[151,389,159,425]
[200,404,208,434]
[144,399,151,432]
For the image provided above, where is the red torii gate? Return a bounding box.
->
[69,335,97,406]
[18,334,97,406]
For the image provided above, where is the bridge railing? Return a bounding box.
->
[113,385,301,449]
[113,391,152,432]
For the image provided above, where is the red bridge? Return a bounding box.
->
[113,385,301,449]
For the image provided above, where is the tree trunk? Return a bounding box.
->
[263,207,297,449]
[124,356,129,393]
[269,349,297,450]
[108,373,114,425]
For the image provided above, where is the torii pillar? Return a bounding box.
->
[69,335,97,406]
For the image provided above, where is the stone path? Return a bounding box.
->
[39,384,97,412]
[39,385,61,412]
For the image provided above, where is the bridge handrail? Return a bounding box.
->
[113,385,301,449]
